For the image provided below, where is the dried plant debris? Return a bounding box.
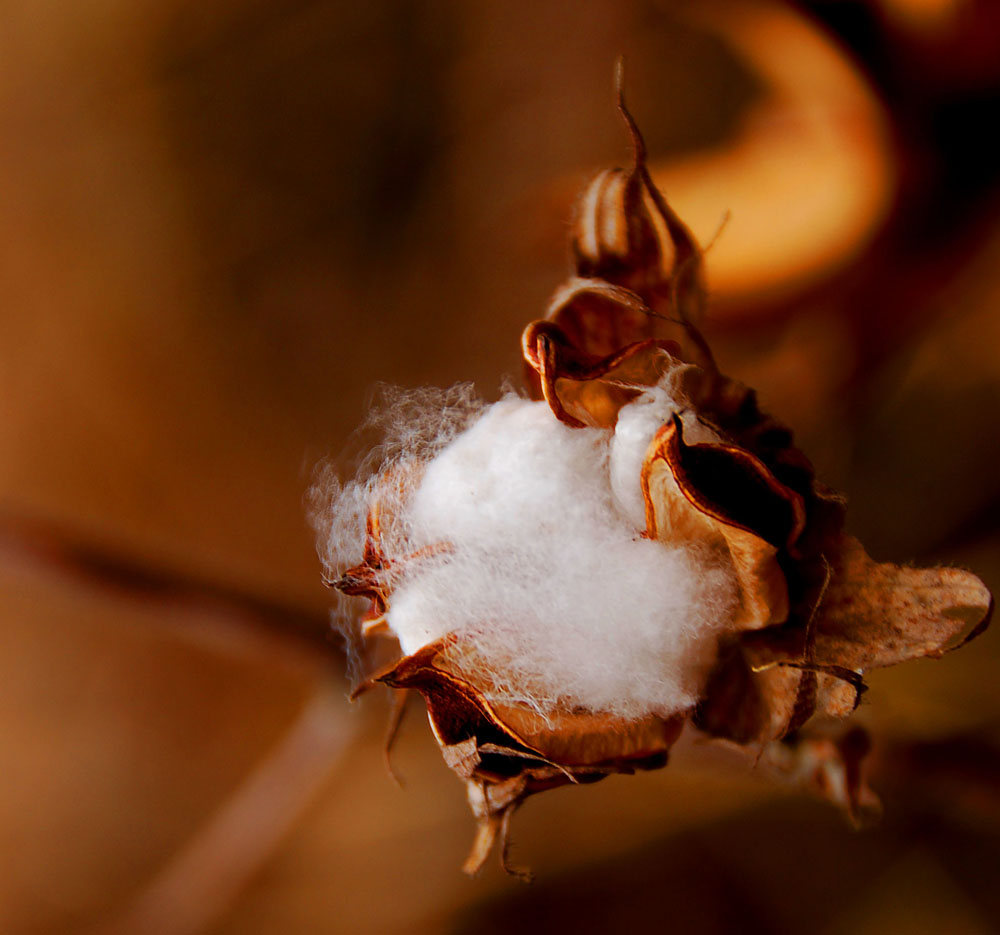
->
[311,75,992,876]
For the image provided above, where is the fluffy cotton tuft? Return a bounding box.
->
[316,381,740,720]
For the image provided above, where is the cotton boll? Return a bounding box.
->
[382,394,739,720]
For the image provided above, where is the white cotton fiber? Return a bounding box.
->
[610,385,677,530]
[318,382,740,721]
[609,379,722,531]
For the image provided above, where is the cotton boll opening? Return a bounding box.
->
[315,380,742,721]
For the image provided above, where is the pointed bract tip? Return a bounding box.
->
[613,57,646,169]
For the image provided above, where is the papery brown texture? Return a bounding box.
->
[334,76,992,877]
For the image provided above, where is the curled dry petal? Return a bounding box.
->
[646,414,807,550]
[522,307,678,428]
[536,278,671,362]
[368,638,685,773]
[641,414,797,631]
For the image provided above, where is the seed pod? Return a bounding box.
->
[325,75,992,878]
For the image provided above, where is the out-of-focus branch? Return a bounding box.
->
[96,679,354,935]
[0,508,341,671]
[0,509,356,927]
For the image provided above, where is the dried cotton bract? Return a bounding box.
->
[314,80,993,877]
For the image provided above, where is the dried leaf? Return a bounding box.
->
[736,535,992,697]
[809,534,993,671]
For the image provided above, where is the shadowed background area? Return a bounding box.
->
[2,0,1000,932]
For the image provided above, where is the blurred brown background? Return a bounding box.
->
[3,0,1000,932]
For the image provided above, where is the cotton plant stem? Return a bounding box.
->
[0,509,355,929]
[0,508,339,670]
[99,678,353,935]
